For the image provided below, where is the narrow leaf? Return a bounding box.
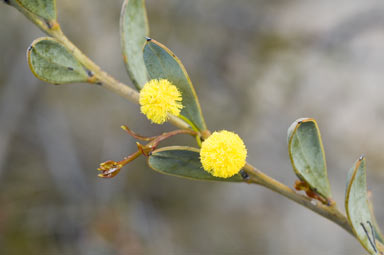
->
[15,0,56,20]
[148,146,243,182]
[143,39,207,131]
[27,37,92,85]
[120,0,149,89]
[346,157,383,254]
[288,118,332,199]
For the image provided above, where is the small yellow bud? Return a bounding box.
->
[200,130,247,178]
[139,79,183,124]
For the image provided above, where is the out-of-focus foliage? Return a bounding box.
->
[1,0,384,254]
[9,0,56,20]
[120,0,149,89]
[346,157,384,254]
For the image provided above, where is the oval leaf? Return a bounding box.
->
[346,157,383,255]
[148,146,243,182]
[120,0,149,89]
[288,118,332,199]
[15,0,56,20]
[143,39,207,131]
[27,37,91,85]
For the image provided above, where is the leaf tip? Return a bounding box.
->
[287,117,309,144]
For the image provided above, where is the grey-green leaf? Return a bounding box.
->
[288,118,332,199]
[345,157,383,254]
[368,198,384,245]
[27,37,91,85]
[15,0,56,20]
[148,146,243,182]
[120,0,149,89]
[143,39,207,131]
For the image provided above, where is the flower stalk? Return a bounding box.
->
[7,2,367,250]
[38,18,356,239]
[243,163,354,236]
[98,127,198,178]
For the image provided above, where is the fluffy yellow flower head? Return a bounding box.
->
[200,130,247,178]
[139,79,183,124]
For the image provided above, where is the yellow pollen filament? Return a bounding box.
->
[139,79,183,124]
[200,130,247,178]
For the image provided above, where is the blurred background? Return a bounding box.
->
[1,0,384,254]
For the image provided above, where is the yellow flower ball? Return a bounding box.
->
[139,79,183,124]
[200,130,247,178]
